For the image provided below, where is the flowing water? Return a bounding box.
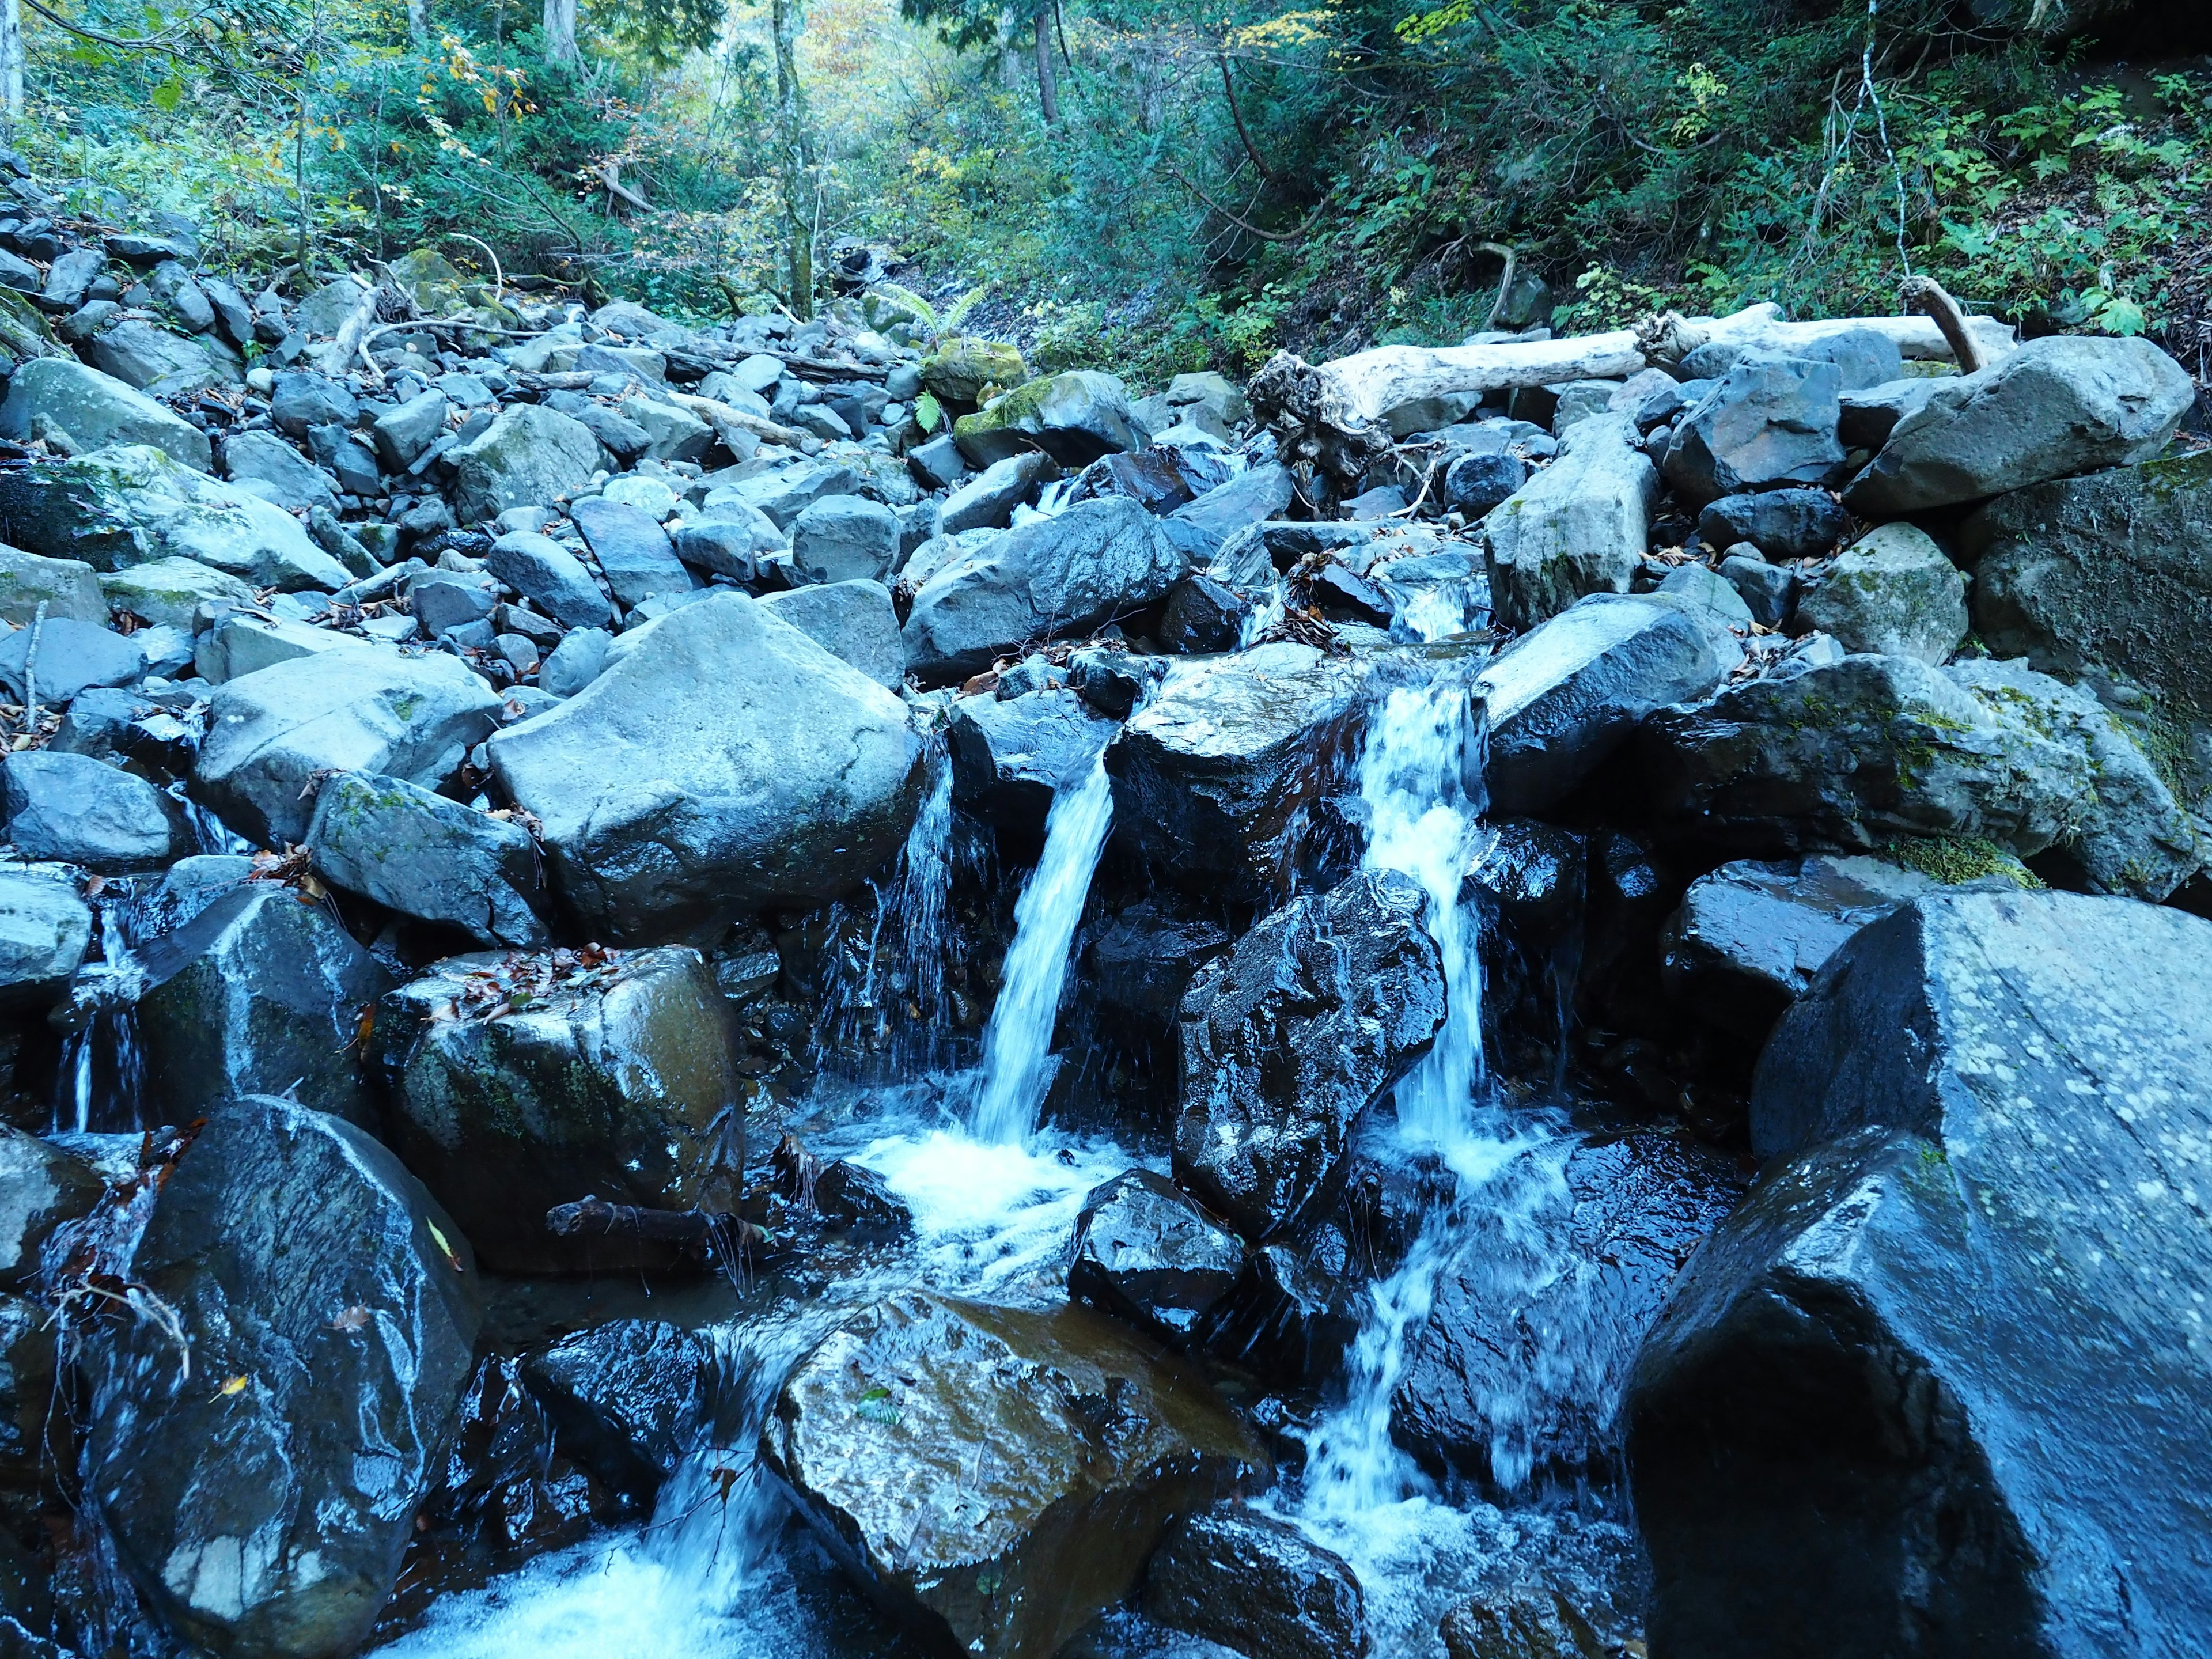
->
[53,884,152,1137]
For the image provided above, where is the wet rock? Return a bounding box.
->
[0,545,105,627]
[1696,488,1847,562]
[0,1125,100,1284]
[221,430,338,516]
[1107,643,1374,903]
[411,1355,603,1574]
[377,946,741,1272]
[756,578,904,690]
[939,452,1052,534]
[1157,571,1254,653]
[1197,1237,1364,1387]
[1141,1504,1368,1659]
[491,592,922,944]
[1628,892,2212,1659]
[0,616,142,704]
[1067,1169,1244,1343]
[953,370,1143,468]
[486,531,612,630]
[948,686,1118,838]
[306,771,548,948]
[569,497,697,609]
[448,404,601,524]
[791,494,900,585]
[0,1293,54,1496]
[1963,449,2212,805]
[1175,869,1445,1240]
[194,649,502,847]
[1439,1585,1609,1659]
[0,358,211,471]
[1662,357,1844,505]
[0,865,90,1010]
[1391,1133,1743,1488]
[1172,463,1296,547]
[0,444,350,590]
[761,1291,1266,1659]
[903,496,1188,682]
[1846,335,2196,516]
[83,1095,480,1659]
[1484,415,1658,629]
[1477,592,1740,817]
[812,1158,911,1232]
[4,751,182,870]
[519,1320,717,1502]
[1796,523,1967,663]
[134,882,395,1127]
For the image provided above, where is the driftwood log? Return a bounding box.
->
[1250,301,2019,497]
[546,1195,767,1253]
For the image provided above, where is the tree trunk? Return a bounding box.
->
[1032,0,1058,123]
[407,0,429,49]
[0,0,24,127]
[771,0,813,319]
[542,0,577,63]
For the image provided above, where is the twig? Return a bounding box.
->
[22,600,46,735]
[1163,164,1326,244]
[1900,275,1984,374]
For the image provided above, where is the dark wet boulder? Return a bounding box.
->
[0,1126,100,1286]
[1476,592,1739,816]
[492,592,923,946]
[1696,488,1848,561]
[194,650,502,849]
[1627,891,2212,1659]
[1084,899,1230,1051]
[761,1291,1267,1659]
[5,751,184,872]
[1141,1503,1368,1659]
[134,883,395,1129]
[0,1293,54,1498]
[1662,357,1845,505]
[519,1320,718,1503]
[410,1355,604,1578]
[1175,870,1446,1240]
[376,946,742,1272]
[948,686,1118,839]
[1391,1132,1743,1489]
[1199,1239,1366,1388]
[1440,1585,1610,1659]
[902,497,1189,682]
[811,1158,911,1232]
[305,771,549,948]
[83,1096,480,1659]
[1107,643,1376,904]
[1067,1169,1244,1343]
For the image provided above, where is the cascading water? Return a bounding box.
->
[54,884,152,1136]
[967,750,1116,1145]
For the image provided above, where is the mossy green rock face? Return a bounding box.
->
[1797,523,1968,664]
[761,1291,1267,1659]
[84,1094,480,1659]
[100,554,255,632]
[376,946,743,1272]
[1637,651,2200,900]
[952,370,1142,469]
[1964,451,2212,808]
[918,336,1027,409]
[0,444,349,590]
[0,358,212,472]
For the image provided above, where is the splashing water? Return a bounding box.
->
[54,885,152,1135]
[967,751,1116,1145]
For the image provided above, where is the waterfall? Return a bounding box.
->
[967,751,1116,1146]
[54,885,151,1136]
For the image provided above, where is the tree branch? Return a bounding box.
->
[1164,163,1323,244]
[1217,51,1277,183]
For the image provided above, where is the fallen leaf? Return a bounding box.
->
[425,1217,464,1272]
[215,1374,249,1398]
[329,1305,372,1332]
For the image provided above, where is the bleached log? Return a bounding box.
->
[1640,302,2016,373]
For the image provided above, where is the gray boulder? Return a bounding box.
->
[269,372,358,438]
[1478,593,1740,816]
[939,452,1051,534]
[952,369,1143,468]
[760,1291,1265,1659]
[0,546,105,627]
[490,592,923,944]
[790,493,899,584]
[0,1125,100,1283]
[1717,551,1794,627]
[718,460,861,530]
[194,650,502,847]
[948,685,1119,836]
[134,883,395,1127]
[1175,869,1446,1240]
[1628,892,2212,1659]
[569,497,696,609]
[1797,524,1968,662]
[1484,415,1658,629]
[100,556,255,632]
[1838,376,1942,450]
[537,627,611,698]
[0,616,142,704]
[1142,1505,1368,1659]
[83,1094,479,1659]
[306,771,548,947]
[448,405,601,523]
[370,390,449,472]
[670,505,783,582]
[1696,488,1848,560]
[1172,463,1296,546]
[1066,1168,1244,1344]
[1662,357,1844,505]
[194,612,370,685]
[84,318,235,398]
[1845,335,2196,516]
[756,578,903,689]
[220,430,339,515]
[305,425,381,497]
[1657,562,1755,626]
[4,751,181,870]
[377,946,741,1271]
[619,395,711,463]
[486,531,612,630]
[0,865,91,1009]
[903,496,1189,682]
[0,359,211,471]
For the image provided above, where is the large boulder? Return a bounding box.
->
[1844,335,2195,516]
[100,555,252,632]
[305,771,548,948]
[0,1126,100,1285]
[0,359,211,471]
[491,593,923,944]
[84,318,236,398]
[1141,1504,1368,1659]
[377,946,741,1271]
[952,370,1143,468]
[1637,651,2202,900]
[447,404,601,523]
[948,685,1118,838]
[919,337,1027,407]
[0,865,91,1009]
[485,531,612,631]
[1627,892,2212,1659]
[222,431,339,516]
[0,545,105,627]
[1175,870,1446,1240]
[1106,643,1374,903]
[83,1095,479,1659]
[756,579,904,689]
[1661,356,1846,504]
[569,497,696,609]
[1962,450,2212,806]
[0,445,349,590]
[791,494,900,585]
[760,1291,1266,1659]
[1475,593,1740,816]
[902,497,1188,683]
[518,1319,717,1502]
[1483,415,1658,629]
[1066,1168,1245,1344]
[194,650,502,849]
[3,751,183,871]
[0,616,143,704]
[1796,523,1968,663]
[134,883,396,1128]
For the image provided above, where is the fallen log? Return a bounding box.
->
[546,1195,768,1253]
